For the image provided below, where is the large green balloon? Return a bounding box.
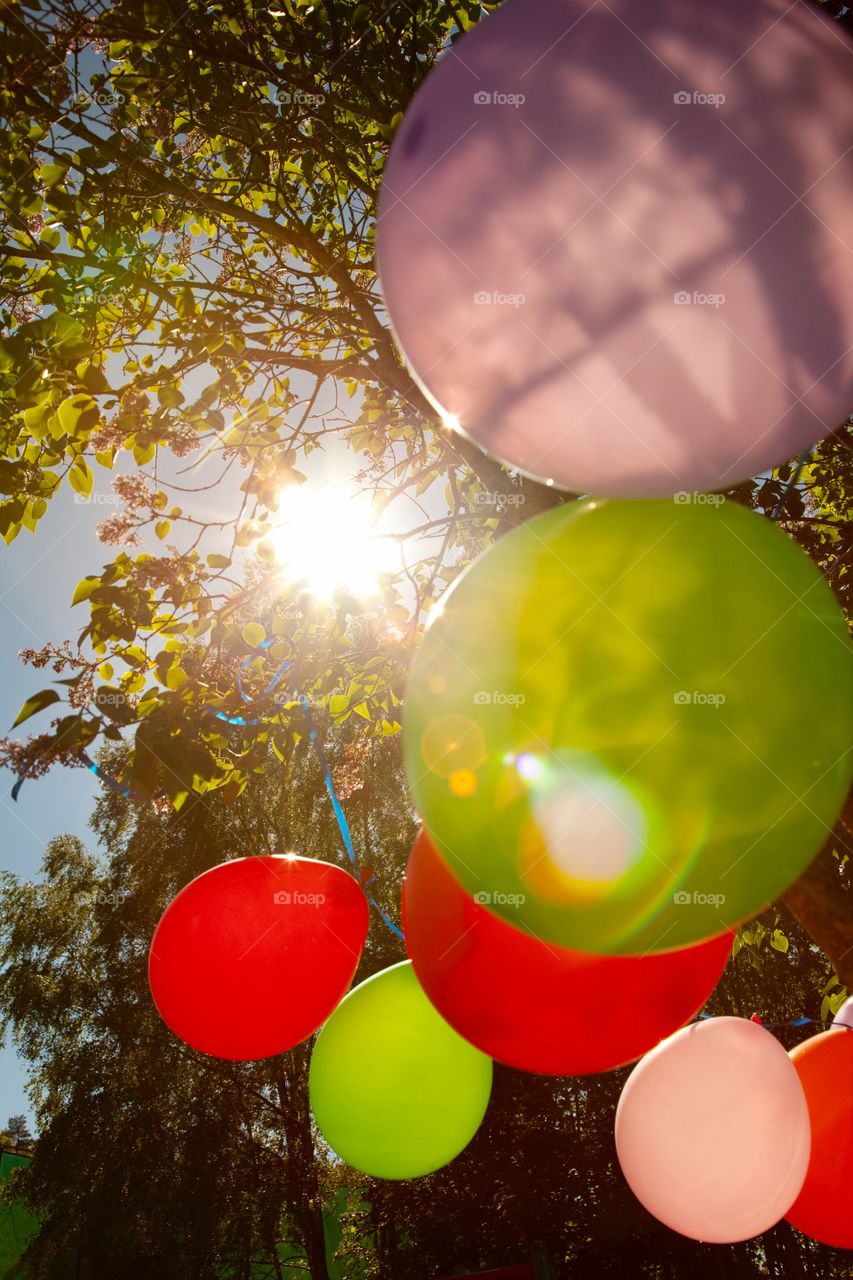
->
[308,961,492,1179]
[404,499,853,954]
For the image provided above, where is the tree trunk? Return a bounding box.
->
[273,1050,331,1280]
[783,790,853,990]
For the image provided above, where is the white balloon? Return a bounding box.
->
[615,1018,810,1242]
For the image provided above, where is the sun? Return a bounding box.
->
[267,481,399,597]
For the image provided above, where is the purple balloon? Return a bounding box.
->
[378,0,853,496]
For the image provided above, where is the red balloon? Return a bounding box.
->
[786,1026,853,1249]
[149,855,369,1060]
[402,832,732,1075]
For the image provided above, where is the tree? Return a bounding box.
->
[4,1114,33,1148]
[0,738,850,1278]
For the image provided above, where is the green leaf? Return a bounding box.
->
[175,285,197,318]
[206,553,231,569]
[39,163,68,189]
[770,929,789,954]
[45,313,88,358]
[242,622,266,649]
[68,457,94,498]
[72,574,100,605]
[94,686,135,725]
[157,385,184,409]
[155,520,171,540]
[77,363,110,395]
[12,688,61,727]
[329,694,350,718]
[58,393,99,435]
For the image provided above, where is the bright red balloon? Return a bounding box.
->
[402,831,732,1075]
[785,1026,853,1249]
[149,855,369,1060]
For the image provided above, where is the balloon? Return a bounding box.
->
[377,0,853,497]
[403,498,853,954]
[149,855,368,1060]
[615,1018,810,1243]
[308,961,492,1179]
[785,1024,853,1248]
[402,829,732,1075]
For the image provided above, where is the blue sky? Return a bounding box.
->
[0,483,104,1126]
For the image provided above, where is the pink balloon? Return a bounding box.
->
[615,1018,810,1242]
[378,0,853,497]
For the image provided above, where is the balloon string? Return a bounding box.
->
[13,639,404,941]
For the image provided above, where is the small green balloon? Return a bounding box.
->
[404,499,853,954]
[308,961,492,1180]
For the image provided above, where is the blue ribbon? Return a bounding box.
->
[14,637,404,941]
[226,640,403,940]
[699,1014,851,1030]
